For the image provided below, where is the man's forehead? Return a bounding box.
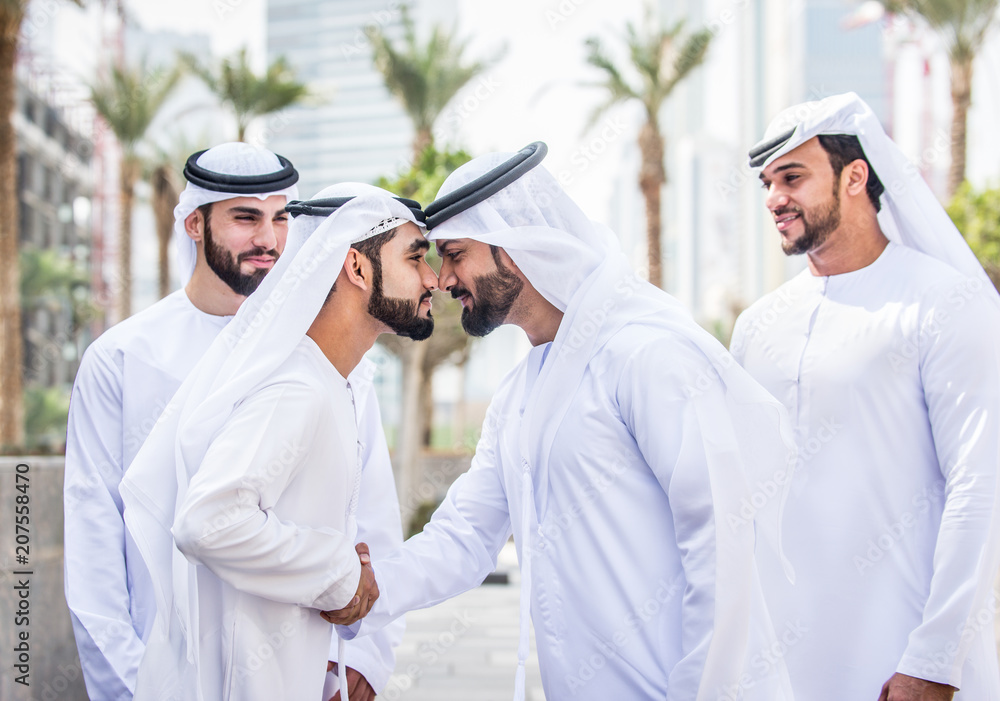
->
[760,137,824,177]
[217,194,287,210]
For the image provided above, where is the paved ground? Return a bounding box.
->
[381,542,545,700]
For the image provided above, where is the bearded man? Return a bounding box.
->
[120,183,436,701]
[336,143,798,701]
[732,92,1000,701]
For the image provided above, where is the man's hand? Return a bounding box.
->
[325,664,376,701]
[878,673,956,701]
[321,543,378,626]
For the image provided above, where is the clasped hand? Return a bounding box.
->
[321,543,379,626]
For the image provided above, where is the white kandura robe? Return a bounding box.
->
[731,242,1000,700]
[140,336,363,701]
[345,322,782,700]
[64,289,403,699]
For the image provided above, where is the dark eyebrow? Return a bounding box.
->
[407,237,430,254]
[436,239,456,253]
[759,162,807,181]
[226,206,265,217]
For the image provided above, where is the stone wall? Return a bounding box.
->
[0,457,88,700]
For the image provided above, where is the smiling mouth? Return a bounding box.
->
[774,213,800,232]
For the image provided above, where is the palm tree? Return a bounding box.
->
[882,0,999,198]
[585,11,712,289]
[366,6,493,161]
[182,48,309,142]
[90,61,181,319]
[0,0,80,449]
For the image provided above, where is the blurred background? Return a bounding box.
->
[1,0,999,697]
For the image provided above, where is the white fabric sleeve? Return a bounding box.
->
[339,401,512,641]
[172,381,362,611]
[63,343,144,699]
[618,337,758,701]
[896,289,1000,688]
[325,389,405,694]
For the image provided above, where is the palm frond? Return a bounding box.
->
[366,6,499,140]
[185,47,309,140]
[89,59,182,155]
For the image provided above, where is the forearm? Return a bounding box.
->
[174,495,362,611]
[341,468,511,640]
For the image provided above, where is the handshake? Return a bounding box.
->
[321,543,379,626]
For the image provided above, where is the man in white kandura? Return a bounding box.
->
[64,145,404,700]
[337,143,798,700]
[119,184,438,701]
[731,92,1000,701]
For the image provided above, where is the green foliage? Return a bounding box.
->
[23,385,70,453]
[366,6,499,140]
[584,7,713,126]
[182,48,309,141]
[89,60,182,157]
[406,497,442,538]
[947,181,1000,290]
[19,247,96,452]
[375,145,473,205]
[20,247,97,326]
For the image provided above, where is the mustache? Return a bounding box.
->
[237,246,278,262]
[772,205,803,218]
[420,291,432,303]
[450,286,470,300]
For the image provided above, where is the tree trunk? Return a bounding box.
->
[395,341,428,525]
[0,7,25,450]
[419,367,433,447]
[412,127,433,164]
[947,56,973,200]
[451,346,470,451]
[638,118,666,289]
[0,8,24,450]
[237,119,247,143]
[151,164,178,299]
[117,157,137,319]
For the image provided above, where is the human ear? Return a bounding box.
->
[185,210,204,242]
[844,160,869,198]
[344,249,370,291]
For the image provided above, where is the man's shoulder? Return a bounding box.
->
[886,244,980,300]
[249,338,344,405]
[737,274,808,327]
[597,319,717,386]
[90,291,194,356]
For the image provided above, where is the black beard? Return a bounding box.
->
[367,266,434,341]
[780,185,841,256]
[204,220,276,296]
[454,259,524,337]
